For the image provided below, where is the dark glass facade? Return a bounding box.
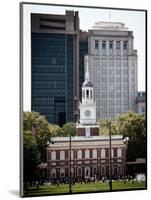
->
[32,33,75,126]
[79,33,88,99]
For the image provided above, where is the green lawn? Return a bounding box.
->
[24,181,146,197]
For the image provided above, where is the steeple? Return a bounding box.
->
[82,55,93,88]
[78,54,98,129]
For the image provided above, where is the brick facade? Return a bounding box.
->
[47,136,126,180]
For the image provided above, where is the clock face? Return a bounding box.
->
[85,110,91,117]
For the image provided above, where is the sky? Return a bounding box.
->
[22,3,146,111]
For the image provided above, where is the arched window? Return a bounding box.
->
[77,167,82,176]
[51,168,56,178]
[60,168,65,177]
[86,90,89,98]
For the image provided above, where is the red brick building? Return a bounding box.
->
[47,135,126,180]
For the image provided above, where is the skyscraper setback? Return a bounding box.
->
[88,22,138,120]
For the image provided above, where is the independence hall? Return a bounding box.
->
[47,56,127,181]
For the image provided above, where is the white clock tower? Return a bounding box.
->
[79,55,96,125]
[77,55,99,137]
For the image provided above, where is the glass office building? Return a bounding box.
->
[31,11,79,126]
[79,31,88,99]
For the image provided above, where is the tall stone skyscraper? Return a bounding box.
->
[88,22,138,120]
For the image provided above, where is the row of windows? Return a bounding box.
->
[32,74,66,81]
[100,77,128,83]
[50,148,122,160]
[100,106,129,112]
[32,66,65,73]
[100,69,128,75]
[50,165,123,178]
[32,81,66,89]
[32,58,73,65]
[95,40,128,50]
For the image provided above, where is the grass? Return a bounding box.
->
[24,180,146,197]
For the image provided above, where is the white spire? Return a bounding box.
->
[85,55,89,81]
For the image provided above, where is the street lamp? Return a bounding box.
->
[103,118,112,191]
[102,118,112,191]
[123,137,129,183]
[108,120,112,191]
[69,133,72,194]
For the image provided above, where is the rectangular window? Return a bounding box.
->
[109,41,113,49]
[77,150,82,159]
[85,149,90,159]
[102,41,106,49]
[92,149,97,158]
[95,40,99,49]
[116,41,120,50]
[123,41,128,50]
[51,151,56,160]
[101,149,105,158]
[117,148,122,157]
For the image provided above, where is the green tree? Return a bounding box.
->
[24,130,41,182]
[62,122,76,136]
[23,111,50,162]
[99,119,116,135]
[115,112,146,161]
[48,124,62,136]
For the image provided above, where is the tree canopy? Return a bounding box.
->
[24,130,41,182]
[115,112,146,161]
[23,111,51,163]
[48,124,62,137]
[99,112,146,161]
[62,122,76,136]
